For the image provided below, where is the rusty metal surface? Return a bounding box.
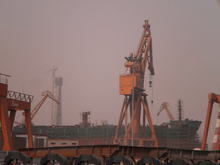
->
[202,93,220,150]
[18,145,220,163]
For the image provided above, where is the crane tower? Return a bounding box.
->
[54,77,63,126]
[113,20,158,147]
[46,67,59,126]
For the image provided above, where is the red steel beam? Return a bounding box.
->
[18,145,220,163]
[0,97,13,151]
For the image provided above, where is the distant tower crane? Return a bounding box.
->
[157,102,175,121]
[45,67,58,126]
[113,20,158,147]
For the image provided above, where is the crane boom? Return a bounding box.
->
[157,102,175,121]
[136,20,154,76]
[15,90,59,125]
[31,90,59,121]
[120,20,155,95]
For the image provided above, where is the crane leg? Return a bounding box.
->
[141,96,158,147]
[114,96,127,144]
[3,110,16,150]
[124,97,131,146]
[25,110,33,148]
[0,97,13,151]
[201,100,213,150]
[212,103,220,150]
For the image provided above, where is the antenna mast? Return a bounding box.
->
[177,99,183,121]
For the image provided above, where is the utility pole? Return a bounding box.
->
[46,66,58,126]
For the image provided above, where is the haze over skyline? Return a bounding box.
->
[0,1,220,149]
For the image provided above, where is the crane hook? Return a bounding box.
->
[149,80,152,87]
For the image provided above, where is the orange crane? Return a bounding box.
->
[15,90,59,125]
[201,93,220,150]
[157,102,175,121]
[114,20,158,147]
[0,73,33,151]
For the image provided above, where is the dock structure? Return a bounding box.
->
[0,145,220,165]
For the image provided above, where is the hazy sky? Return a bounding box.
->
[0,1,220,149]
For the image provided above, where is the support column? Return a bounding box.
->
[212,103,220,150]
[141,96,158,147]
[25,110,33,148]
[201,99,214,150]
[0,97,13,151]
[3,110,16,150]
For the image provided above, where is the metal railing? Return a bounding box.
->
[0,73,11,84]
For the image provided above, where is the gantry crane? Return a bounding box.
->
[15,90,59,125]
[201,93,220,150]
[114,20,158,147]
[0,73,34,151]
[157,102,175,121]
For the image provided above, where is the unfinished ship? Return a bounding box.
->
[12,104,202,150]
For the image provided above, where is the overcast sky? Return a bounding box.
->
[0,1,220,149]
